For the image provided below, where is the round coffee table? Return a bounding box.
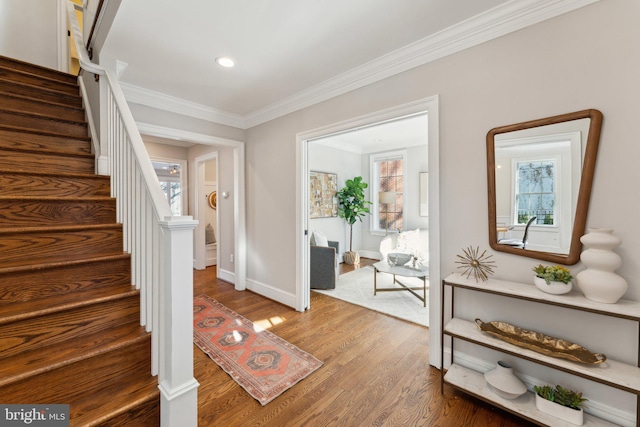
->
[373,261,429,307]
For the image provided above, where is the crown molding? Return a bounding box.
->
[244,0,598,128]
[120,82,246,129]
[120,0,599,130]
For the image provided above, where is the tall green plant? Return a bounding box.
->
[336,176,372,252]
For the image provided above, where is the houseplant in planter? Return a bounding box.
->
[532,264,573,295]
[533,384,586,425]
[336,176,371,264]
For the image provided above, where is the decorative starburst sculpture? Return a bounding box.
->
[455,246,496,282]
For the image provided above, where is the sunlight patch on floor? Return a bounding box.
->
[253,316,287,331]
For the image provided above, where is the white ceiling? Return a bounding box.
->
[100,0,597,134]
[313,113,428,154]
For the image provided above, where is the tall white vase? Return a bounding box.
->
[576,229,628,304]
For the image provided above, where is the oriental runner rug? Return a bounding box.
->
[193,295,323,405]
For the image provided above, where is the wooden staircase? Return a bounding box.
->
[0,56,160,426]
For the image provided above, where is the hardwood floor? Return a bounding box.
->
[194,266,535,426]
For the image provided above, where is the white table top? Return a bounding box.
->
[373,261,429,278]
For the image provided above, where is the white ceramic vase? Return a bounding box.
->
[575,229,628,304]
[535,393,584,425]
[484,361,527,400]
[534,276,572,295]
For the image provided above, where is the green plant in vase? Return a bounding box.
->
[532,264,573,295]
[533,384,586,425]
[533,385,587,410]
[533,264,573,284]
[336,176,371,264]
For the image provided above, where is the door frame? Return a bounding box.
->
[138,123,247,291]
[295,95,441,366]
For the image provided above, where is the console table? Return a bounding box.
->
[441,273,640,426]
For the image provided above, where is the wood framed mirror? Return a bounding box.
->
[487,109,602,265]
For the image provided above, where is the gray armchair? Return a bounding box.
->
[310,240,339,289]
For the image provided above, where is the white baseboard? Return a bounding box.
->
[443,348,634,427]
[215,268,296,308]
[217,268,235,284]
[245,277,297,308]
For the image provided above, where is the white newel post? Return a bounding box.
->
[158,216,200,427]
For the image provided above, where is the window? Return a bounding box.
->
[152,161,183,216]
[371,151,406,233]
[515,160,555,225]
[160,181,182,216]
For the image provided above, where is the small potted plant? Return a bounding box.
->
[533,384,586,425]
[532,264,573,295]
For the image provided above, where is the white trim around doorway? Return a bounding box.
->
[295,95,441,367]
[137,123,247,291]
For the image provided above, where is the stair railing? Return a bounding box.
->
[66,2,199,426]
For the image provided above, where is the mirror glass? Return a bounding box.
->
[487,109,602,265]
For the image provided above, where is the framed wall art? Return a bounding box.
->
[310,171,338,218]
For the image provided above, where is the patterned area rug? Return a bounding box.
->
[314,266,429,327]
[193,295,323,405]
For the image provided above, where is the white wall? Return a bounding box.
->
[244,1,640,423]
[308,143,361,259]
[0,0,59,69]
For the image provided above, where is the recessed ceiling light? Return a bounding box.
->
[216,57,236,68]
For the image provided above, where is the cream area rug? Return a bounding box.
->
[313,266,428,327]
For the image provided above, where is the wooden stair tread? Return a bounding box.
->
[0,90,83,111]
[0,252,126,271]
[0,125,91,146]
[0,253,130,276]
[0,322,148,387]
[88,393,160,427]
[0,283,137,325]
[0,195,114,202]
[0,174,111,197]
[72,376,160,427]
[0,56,78,84]
[0,168,108,180]
[0,225,124,269]
[0,124,90,145]
[0,331,153,406]
[0,80,82,108]
[0,222,122,235]
[0,65,79,95]
[0,106,87,126]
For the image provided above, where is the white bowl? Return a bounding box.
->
[534,276,572,295]
[388,253,412,266]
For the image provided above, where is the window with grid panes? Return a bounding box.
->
[373,155,404,232]
[515,160,555,225]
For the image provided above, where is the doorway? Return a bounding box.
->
[295,96,441,366]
